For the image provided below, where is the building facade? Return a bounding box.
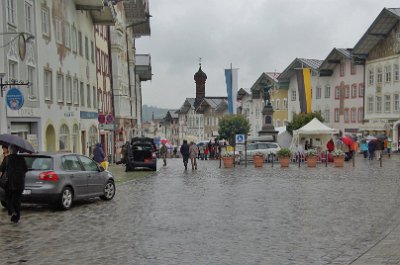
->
[318,48,364,135]
[353,8,400,150]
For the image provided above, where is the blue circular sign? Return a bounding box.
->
[6,87,24,110]
[236,134,245,144]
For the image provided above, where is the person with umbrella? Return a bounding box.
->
[0,145,28,223]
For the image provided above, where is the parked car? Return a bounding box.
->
[241,142,281,161]
[0,152,116,210]
[125,137,157,171]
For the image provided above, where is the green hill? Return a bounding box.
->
[142,105,170,121]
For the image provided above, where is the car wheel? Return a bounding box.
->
[1,200,6,209]
[151,165,157,171]
[58,187,73,210]
[100,180,115,201]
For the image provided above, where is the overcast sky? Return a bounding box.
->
[136,0,399,109]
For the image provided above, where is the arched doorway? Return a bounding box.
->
[88,125,98,156]
[45,125,56,152]
[59,124,70,151]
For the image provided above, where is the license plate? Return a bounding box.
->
[22,189,31,195]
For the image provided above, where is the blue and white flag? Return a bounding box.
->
[225,68,238,114]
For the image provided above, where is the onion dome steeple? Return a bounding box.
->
[194,62,207,99]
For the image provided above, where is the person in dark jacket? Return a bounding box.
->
[180,140,190,170]
[368,140,376,161]
[0,144,28,223]
[93,143,106,163]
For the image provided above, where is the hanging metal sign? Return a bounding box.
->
[6,87,24,110]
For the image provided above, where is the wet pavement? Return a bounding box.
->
[1,156,400,264]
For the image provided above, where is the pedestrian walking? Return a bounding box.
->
[375,139,383,160]
[368,140,376,160]
[93,143,106,163]
[189,141,198,170]
[327,139,334,153]
[180,140,190,170]
[360,140,368,159]
[0,145,28,223]
[160,142,167,166]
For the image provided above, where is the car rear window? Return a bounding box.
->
[24,156,53,170]
[258,143,268,149]
[247,144,257,150]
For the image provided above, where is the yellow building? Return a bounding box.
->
[251,72,288,128]
[270,74,289,127]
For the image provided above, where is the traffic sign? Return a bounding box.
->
[98,114,106,124]
[106,114,114,124]
[236,134,245,144]
[99,123,116,131]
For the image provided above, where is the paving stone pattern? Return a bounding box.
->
[1,156,400,265]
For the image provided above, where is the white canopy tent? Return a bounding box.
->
[275,126,292,148]
[290,118,339,152]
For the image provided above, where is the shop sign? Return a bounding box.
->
[80,111,98,119]
[99,123,116,131]
[7,106,40,117]
[6,87,24,110]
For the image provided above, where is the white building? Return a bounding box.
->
[352,8,400,149]
[111,0,151,151]
[318,48,364,135]
[278,58,323,122]
[0,0,41,149]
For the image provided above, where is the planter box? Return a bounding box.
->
[307,156,317,167]
[333,156,344,167]
[222,157,234,168]
[279,157,290,167]
[253,156,264,167]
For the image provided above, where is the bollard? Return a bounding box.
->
[352,151,355,167]
[325,150,328,167]
[298,153,301,168]
[271,154,274,168]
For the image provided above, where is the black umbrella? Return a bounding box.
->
[0,134,35,153]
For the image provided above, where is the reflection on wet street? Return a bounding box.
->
[1,157,400,264]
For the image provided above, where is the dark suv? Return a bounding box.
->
[125,137,157,171]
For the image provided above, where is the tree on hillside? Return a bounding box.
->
[218,114,251,145]
[286,112,324,135]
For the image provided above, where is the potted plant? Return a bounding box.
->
[276,148,292,167]
[332,149,345,167]
[222,153,235,168]
[305,148,318,167]
[252,152,265,167]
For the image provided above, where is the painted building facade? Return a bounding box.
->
[353,8,400,150]
[318,48,364,135]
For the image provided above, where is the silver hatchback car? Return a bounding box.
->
[0,153,116,210]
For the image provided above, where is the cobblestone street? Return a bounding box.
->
[1,156,400,264]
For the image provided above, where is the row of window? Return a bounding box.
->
[368,64,400,85]
[6,0,33,34]
[57,124,97,152]
[333,108,364,123]
[339,62,357,77]
[41,5,95,63]
[367,94,400,113]
[290,84,364,101]
[43,69,113,113]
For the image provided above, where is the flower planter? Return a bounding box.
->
[307,156,317,167]
[222,157,234,168]
[279,157,290,167]
[333,156,344,167]
[253,156,264,167]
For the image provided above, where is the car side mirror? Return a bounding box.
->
[98,165,105,172]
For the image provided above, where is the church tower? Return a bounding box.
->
[194,63,207,99]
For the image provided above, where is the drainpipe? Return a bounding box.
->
[108,26,116,163]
